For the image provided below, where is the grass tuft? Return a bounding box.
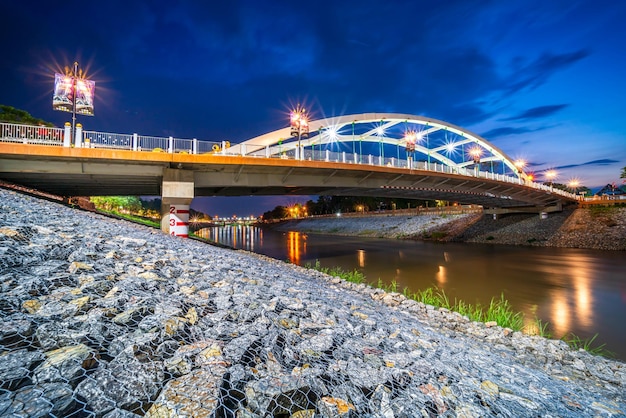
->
[305,260,610,357]
[305,260,366,284]
[561,333,614,357]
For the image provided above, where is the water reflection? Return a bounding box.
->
[357,250,366,268]
[195,225,263,252]
[436,265,447,285]
[550,294,571,337]
[198,225,626,360]
[287,231,306,264]
[533,253,594,337]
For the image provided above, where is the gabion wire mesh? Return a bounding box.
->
[1,188,625,418]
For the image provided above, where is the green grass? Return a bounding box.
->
[589,206,617,216]
[305,260,611,357]
[98,210,161,228]
[305,260,366,284]
[561,333,613,357]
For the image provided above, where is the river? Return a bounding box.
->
[195,225,626,361]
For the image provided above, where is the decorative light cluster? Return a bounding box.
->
[290,107,309,137]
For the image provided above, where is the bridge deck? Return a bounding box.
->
[0,143,578,209]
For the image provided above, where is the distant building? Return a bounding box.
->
[596,183,625,196]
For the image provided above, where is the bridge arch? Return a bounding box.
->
[231,113,528,180]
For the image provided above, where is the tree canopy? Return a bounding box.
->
[0,105,54,126]
[262,195,438,220]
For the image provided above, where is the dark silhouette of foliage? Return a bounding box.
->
[0,105,54,126]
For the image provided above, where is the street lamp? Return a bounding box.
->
[470,148,481,164]
[469,147,482,176]
[568,179,581,197]
[290,106,309,160]
[544,169,557,190]
[404,130,417,167]
[514,159,526,174]
[52,62,95,143]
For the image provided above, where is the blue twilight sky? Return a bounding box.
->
[1,0,625,216]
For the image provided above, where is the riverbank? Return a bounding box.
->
[1,188,625,417]
[275,206,626,251]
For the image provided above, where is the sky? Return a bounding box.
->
[1,0,625,216]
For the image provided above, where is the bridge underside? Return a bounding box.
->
[0,145,576,211]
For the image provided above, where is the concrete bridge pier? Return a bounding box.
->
[161,168,195,237]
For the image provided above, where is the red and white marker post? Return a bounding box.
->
[169,205,190,238]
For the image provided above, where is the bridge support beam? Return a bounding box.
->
[161,168,195,237]
[484,203,563,217]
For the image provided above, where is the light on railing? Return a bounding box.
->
[544,169,557,185]
[404,131,417,155]
[469,147,482,164]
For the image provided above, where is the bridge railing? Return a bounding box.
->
[136,135,168,152]
[83,131,134,149]
[0,121,580,200]
[1,122,64,146]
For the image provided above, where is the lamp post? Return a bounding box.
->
[568,179,581,198]
[290,106,309,160]
[70,62,78,140]
[53,61,95,145]
[514,159,526,183]
[545,170,557,190]
[404,130,417,168]
[470,147,482,176]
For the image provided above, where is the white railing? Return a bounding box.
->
[0,121,581,200]
[1,122,64,146]
[83,131,133,149]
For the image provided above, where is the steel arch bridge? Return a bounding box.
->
[0,115,579,212]
[230,113,529,181]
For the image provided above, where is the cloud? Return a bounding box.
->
[504,50,590,94]
[480,126,536,139]
[556,159,620,170]
[501,104,569,121]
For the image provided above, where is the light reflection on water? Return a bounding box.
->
[197,226,626,361]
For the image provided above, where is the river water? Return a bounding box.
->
[195,225,626,361]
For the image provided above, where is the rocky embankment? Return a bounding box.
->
[278,206,626,251]
[1,188,625,417]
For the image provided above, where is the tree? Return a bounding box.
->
[621,166,626,181]
[0,105,54,126]
[91,196,142,213]
[262,205,286,221]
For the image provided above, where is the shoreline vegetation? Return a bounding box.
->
[304,260,612,358]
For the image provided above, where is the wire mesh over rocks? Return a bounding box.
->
[0,187,625,417]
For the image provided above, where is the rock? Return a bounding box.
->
[69,261,93,274]
[1,383,74,417]
[245,375,318,415]
[317,396,356,417]
[34,343,99,385]
[0,349,45,390]
[74,348,164,415]
[0,314,33,346]
[144,365,227,418]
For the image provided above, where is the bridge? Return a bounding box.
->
[0,113,579,234]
